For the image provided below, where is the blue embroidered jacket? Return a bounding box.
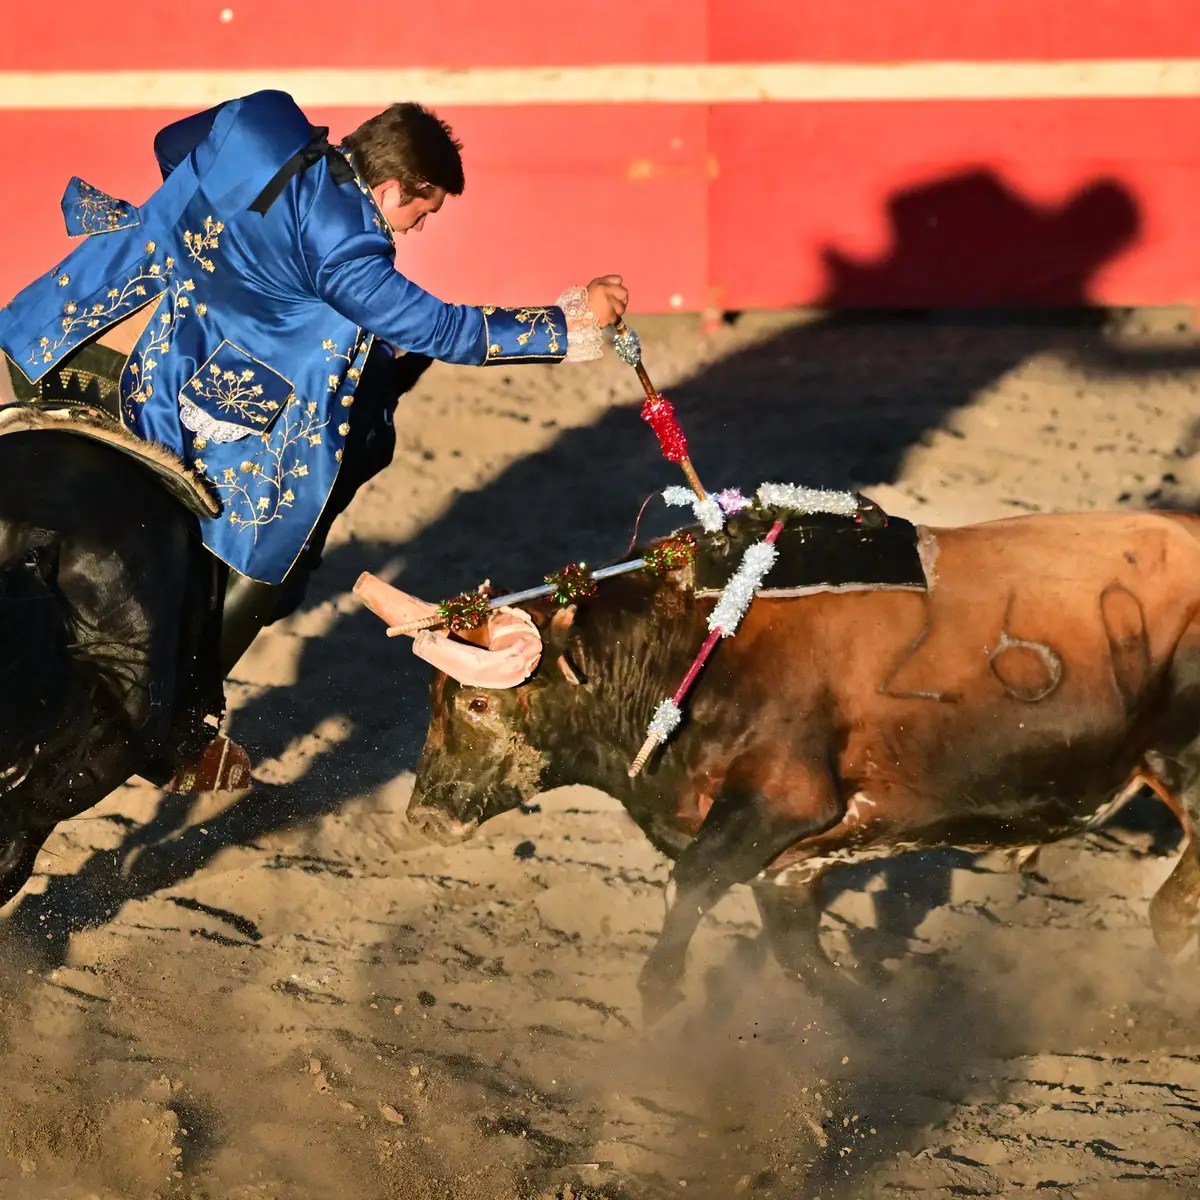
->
[0,90,570,584]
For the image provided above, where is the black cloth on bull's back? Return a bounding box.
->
[691,494,928,597]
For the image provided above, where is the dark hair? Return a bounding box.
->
[342,103,465,197]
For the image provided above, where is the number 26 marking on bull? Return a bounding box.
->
[878,583,1148,708]
[877,592,1064,705]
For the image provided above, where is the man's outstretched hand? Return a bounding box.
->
[586,275,629,328]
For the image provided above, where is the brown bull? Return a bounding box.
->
[357,510,1200,1021]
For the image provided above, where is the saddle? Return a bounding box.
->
[692,494,929,598]
[0,400,218,522]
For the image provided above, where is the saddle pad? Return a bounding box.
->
[693,495,928,598]
[0,401,218,520]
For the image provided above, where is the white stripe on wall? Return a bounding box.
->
[0,59,1198,110]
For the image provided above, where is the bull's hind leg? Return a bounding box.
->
[638,764,843,1024]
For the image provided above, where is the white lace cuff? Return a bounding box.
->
[556,286,604,363]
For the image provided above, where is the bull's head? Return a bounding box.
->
[354,573,581,844]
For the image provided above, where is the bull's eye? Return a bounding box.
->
[468,697,489,714]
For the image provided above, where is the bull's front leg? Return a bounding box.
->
[639,764,844,1024]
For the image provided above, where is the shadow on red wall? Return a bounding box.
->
[817,169,1141,309]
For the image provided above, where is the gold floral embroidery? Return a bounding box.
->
[215,399,329,540]
[324,337,365,390]
[125,276,196,406]
[183,217,225,272]
[28,216,219,376]
[72,180,138,236]
[514,308,562,354]
[29,265,171,369]
[179,343,294,442]
[481,307,567,360]
[323,338,351,390]
[188,362,284,427]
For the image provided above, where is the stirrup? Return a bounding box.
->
[161,734,253,795]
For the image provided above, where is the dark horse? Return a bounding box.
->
[0,345,432,909]
[0,409,230,906]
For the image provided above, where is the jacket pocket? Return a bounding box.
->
[179,340,294,443]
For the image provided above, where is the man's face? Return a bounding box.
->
[372,181,448,235]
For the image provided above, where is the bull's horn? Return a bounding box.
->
[412,606,543,689]
[353,572,439,635]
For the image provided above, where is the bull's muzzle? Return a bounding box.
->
[407,800,481,845]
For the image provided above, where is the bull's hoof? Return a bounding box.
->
[407,806,481,845]
[640,984,686,1028]
[637,962,686,1026]
[1148,891,1197,958]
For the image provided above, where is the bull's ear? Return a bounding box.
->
[546,606,586,685]
[555,653,586,686]
[455,623,492,650]
[548,605,576,645]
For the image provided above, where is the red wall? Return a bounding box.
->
[1,0,1197,312]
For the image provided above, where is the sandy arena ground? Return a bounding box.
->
[6,309,1200,1199]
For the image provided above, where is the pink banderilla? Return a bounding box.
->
[628,518,785,777]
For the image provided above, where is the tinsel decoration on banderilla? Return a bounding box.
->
[642,532,697,575]
[438,587,494,634]
[543,562,598,605]
[641,392,688,464]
